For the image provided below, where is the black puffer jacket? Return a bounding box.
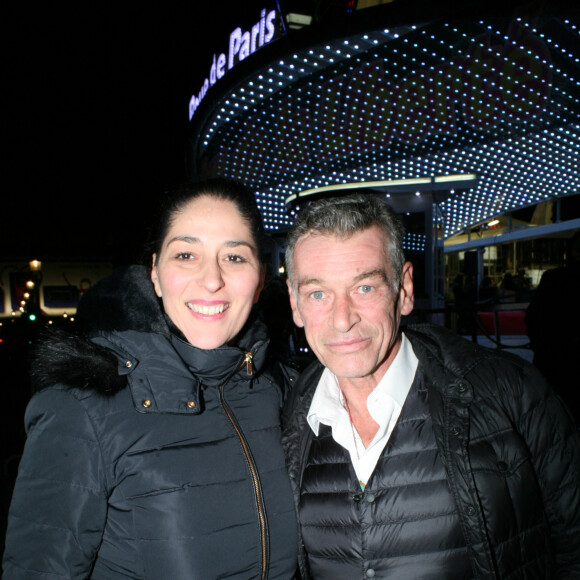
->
[3,266,299,579]
[282,324,580,579]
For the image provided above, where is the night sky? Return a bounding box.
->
[4,1,270,265]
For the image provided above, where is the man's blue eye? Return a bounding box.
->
[312,291,324,300]
[360,285,372,293]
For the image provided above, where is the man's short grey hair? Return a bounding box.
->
[285,194,406,292]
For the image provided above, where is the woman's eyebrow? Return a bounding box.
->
[166,237,253,246]
[166,236,257,253]
[224,240,255,250]
[166,235,200,246]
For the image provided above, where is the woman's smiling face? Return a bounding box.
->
[151,195,264,349]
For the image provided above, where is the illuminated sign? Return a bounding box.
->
[189,8,279,120]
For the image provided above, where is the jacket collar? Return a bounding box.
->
[170,330,268,388]
[404,323,490,383]
[95,325,269,414]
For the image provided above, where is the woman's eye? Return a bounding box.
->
[176,252,194,260]
[226,254,246,263]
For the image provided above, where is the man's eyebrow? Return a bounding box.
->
[297,277,322,291]
[354,269,388,283]
[297,270,387,291]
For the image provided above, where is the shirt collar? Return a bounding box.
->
[307,332,418,435]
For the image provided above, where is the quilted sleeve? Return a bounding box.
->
[2,387,108,579]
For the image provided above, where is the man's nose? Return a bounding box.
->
[331,294,360,332]
[198,259,225,293]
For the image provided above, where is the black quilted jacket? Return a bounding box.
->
[3,266,299,579]
[282,324,580,579]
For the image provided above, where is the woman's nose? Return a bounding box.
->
[198,259,225,292]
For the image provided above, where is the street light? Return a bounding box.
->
[25,259,42,322]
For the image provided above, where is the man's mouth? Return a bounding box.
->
[186,302,230,315]
[327,337,369,351]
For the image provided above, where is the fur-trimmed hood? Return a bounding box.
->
[31,265,271,399]
[31,265,168,394]
[76,264,169,336]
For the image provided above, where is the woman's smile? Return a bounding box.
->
[186,301,230,316]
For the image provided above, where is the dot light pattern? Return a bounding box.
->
[404,232,426,252]
[191,14,580,237]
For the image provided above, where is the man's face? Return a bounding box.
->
[288,226,414,386]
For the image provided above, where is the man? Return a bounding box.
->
[282,194,580,579]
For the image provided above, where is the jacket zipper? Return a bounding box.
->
[219,351,269,580]
[242,351,254,376]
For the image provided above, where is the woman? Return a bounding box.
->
[3,180,299,579]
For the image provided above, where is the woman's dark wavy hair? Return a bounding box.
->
[143,178,265,266]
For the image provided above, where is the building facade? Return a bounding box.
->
[188,1,579,311]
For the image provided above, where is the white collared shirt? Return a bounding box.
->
[307,332,418,487]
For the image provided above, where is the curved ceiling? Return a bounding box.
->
[189,4,580,238]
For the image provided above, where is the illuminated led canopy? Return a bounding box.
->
[189,9,580,238]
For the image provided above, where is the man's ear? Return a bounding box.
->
[399,262,414,316]
[286,279,304,328]
[151,254,162,298]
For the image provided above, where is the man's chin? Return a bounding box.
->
[320,356,377,382]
